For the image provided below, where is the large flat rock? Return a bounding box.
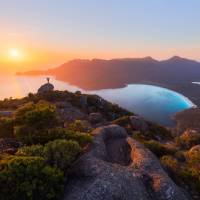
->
[64,125,189,200]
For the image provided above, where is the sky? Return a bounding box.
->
[0,0,200,72]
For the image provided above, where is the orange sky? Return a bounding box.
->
[1,0,200,73]
[1,28,199,73]
[1,45,200,73]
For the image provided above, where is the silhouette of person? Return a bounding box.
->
[47,77,50,83]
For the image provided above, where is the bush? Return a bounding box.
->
[14,101,61,145]
[132,131,146,142]
[0,98,28,110]
[64,130,93,147]
[16,139,84,172]
[44,139,81,171]
[14,125,53,145]
[14,125,35,145]
[175,131,200,149]
[147,123,172,140]
[187,146,200,167]
[0,156,64,200]
[67,120,91,133]
[161,155,180,174]
[44,127,93,146]
[13,102,93,146]
[0,117,14,138]
[14,101,58,129]
[112,116,131,127]
[180,167,200,191]
[47,127,93,147]
[16,145,44,157]
[144,140,174,157]
[37,90,72,102]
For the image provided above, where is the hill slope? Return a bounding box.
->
[18,56,200,105]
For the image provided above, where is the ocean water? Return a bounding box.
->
[0,74,195,126]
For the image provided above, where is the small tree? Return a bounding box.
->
[44,139,81,171]
[14,101,58,129]
[16,144,44,157]
[0,117,14,138]
[0,156,64,200]
[14,101,59,145]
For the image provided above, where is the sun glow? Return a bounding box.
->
[9,48,22,58]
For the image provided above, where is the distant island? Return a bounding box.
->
[17,56,200,106]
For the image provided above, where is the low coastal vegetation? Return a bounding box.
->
[0,90,199,199]
[0,90,131,199]
[0,98,93,199]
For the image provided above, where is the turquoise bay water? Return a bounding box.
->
[93,85,195,126]
[0,74,195,126]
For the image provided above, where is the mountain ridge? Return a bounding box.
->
[17,56,200,106]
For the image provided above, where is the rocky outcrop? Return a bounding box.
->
[64,125,189,200]
[130,116,149,132]
[38,83,54,94]
[128,139,188,200]
[56,101,87,122]
[174,108,200,134]
[88,113,103,124]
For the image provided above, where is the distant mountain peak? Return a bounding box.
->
[169,56,184,61]
[144,56,154,60]
[165,56,200,64]
[143,56,158,62]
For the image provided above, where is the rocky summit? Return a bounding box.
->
[37,77,54,94]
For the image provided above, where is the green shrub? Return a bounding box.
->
[18,127,68,145]
[42,127,93,147]
[44,139,81,171]
[0,98,28,110]
[132,131,146,142]
[187,147,200,167]
[13,101,61,145]
[46,127,93,146]
[67,120,91,133]
[147,123,172,140]
[14,126,62,145]
[112,116,130,127]
[15,125,93,146]
[0,117,14,138]
[86,95,132,120]
[16,138,85,172]
[0,156,64,200]
[37,90,72,102]
[161,155,180,174]
[15,101,58,129]
[14,125,51,145]
[180,167,200,191]
[46,127,68,141]
[175,131,200,149]
[144,140,174,157]
[16,145,44,157]
[64,130,93,147]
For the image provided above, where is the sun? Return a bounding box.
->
[9,48,22,59]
